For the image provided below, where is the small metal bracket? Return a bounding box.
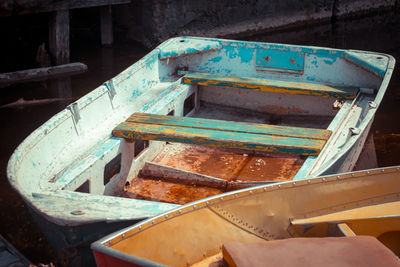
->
[332,99,345,110]
[67,102,81,123]
[368,101,377,109]
[105,80,117,99]
[349,127,361,135]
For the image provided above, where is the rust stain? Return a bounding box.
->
[124,143,304,204]
[290,58,296,64]
[124,178,224,205]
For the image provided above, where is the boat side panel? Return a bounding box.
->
[183,72,359,99]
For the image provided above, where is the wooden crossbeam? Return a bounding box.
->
[113,113,331,156]
[125,113,331,140]
[182,72,359,99]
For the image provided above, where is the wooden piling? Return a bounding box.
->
[100,5,113,46]
[49,9,71,98]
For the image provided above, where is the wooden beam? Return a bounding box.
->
[49,9,71,98]
[0,0,131,17]
[49,9,69,65]
[0,63,87,88]
[182,72,360,99]
[113,114,328,156]
[100,5,113,46]
[126,113,332,141]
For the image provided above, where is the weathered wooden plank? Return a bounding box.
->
[0,63,87,87]
[100,5,113,46]
[0,0,130,16]
[49,10,69,65]
[127,113,331,141]
[113,121,327,155]
[182,72,359,99]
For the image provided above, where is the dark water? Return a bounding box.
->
[0,9,399,265]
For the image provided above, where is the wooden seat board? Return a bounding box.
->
[113,121,327,156]
[126,113,331,141]
[182,72,359,99]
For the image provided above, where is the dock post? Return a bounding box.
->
[100,5,114,46]
[49,9,72,98]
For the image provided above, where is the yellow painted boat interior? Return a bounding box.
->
[99,166,400,266]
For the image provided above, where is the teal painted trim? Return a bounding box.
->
[344,51,388,77]
[127,113,331,141]
[113,122,326,155]
[182,72,359,99]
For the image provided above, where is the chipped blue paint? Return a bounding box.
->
[323,59,335,65]
[208,56,222,63]
[224,45,237,59]
[238,48,253,63]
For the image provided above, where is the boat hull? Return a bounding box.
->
[7,37,395,266]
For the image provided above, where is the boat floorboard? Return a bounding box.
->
[124,143,303,204]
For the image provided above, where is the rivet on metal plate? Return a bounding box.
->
[278,185,281,188]
[322,178,326,182]
[307,180,311,183]
[263,187,267,191]
[179,210,182,214]
[249,190,253,194]
[292,182,296,186]
[139,226,141,230]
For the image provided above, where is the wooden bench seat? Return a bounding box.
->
[113,113,331,156]
[182,72,359,99]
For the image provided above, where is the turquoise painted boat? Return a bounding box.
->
[7,37,395,265]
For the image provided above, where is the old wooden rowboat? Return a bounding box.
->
[92,166,400,267]
[7,37,395,265]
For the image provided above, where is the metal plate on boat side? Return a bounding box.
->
[255,49,304,74]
